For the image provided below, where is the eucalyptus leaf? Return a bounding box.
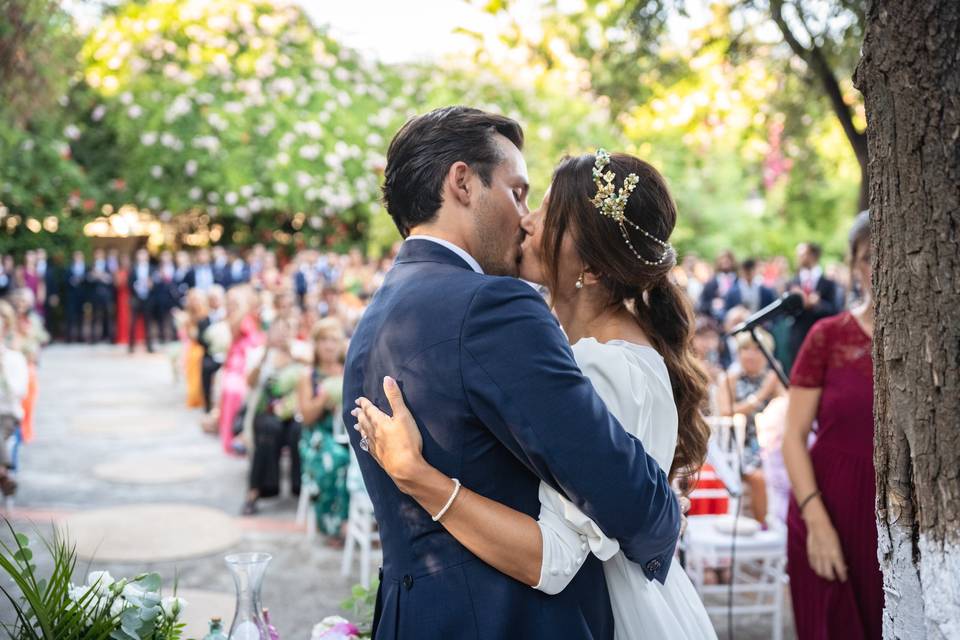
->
[138,573,162,592]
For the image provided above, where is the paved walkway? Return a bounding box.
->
[6,344,793,639]
[8,344,367,638]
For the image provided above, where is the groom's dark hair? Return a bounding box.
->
[382,106,524,236]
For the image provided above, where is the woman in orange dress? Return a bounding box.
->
[182,289,207,408]
[10,288,48,444]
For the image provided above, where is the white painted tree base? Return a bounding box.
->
[882,524,960,640]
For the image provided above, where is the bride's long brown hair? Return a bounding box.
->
[541,152,710,483]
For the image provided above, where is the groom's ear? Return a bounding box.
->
[447,161,474,208]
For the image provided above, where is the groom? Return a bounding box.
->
[343,106,680,639]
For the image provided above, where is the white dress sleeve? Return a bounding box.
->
[533,341,643,594]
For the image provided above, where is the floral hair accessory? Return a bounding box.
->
[591,149,672,266]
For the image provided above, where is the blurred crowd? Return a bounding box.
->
[0,237,856,543]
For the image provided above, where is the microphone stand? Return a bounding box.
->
[749,326,790,388]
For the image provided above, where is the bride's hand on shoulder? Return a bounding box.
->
[352,376,426,490]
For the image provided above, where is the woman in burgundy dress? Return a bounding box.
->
[783,210,881,639]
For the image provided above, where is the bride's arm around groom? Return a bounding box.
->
[458,276,680,582]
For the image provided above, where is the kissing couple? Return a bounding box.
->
[343,106,717,639]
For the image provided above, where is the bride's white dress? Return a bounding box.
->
[534,338,717,639]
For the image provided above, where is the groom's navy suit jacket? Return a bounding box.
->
[343,239,680,639]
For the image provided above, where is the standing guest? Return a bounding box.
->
[129,249,154,353]
[87,249,113,343]
[783,212,880,639]
[150,251,179,344]
[786,242,839,367]
[248,244,266,281]
[217,285,264,454]
[0,256,11,298]
[298,318,349,543]
[114,253,132,346]
[717,328,785,525]
[20,251,44,316]
[186,248,216,292]
[698,249,740,321]
[65,251,87,343]
[174,250,192,303]
[736,258,777,313]
[37,249,59,335]
[241,317,305,515]
[229,251,250,287]
[211,246,232,288]
[106,248,120,331]
[0,301,27,496]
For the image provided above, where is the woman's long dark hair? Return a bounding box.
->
[542,153,710,483]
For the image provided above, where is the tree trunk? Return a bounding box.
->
[854,1,960,638]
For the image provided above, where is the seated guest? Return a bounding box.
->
[297,318,349,545]
[217,285,264,454]
[0,301,28,495]
[181,289,208,409]
[717,328,785,525]
[9,288,48,444]
[242,317,305,515]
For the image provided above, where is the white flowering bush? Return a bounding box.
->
[66,0,624,251]
[0,523,186,640]
[73,0,411,246]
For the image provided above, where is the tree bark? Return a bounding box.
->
[854,1,960,638]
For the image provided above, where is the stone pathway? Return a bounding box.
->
[4,344,794,639]
[7,344,368,639]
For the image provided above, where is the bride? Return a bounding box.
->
[352,150,717,639]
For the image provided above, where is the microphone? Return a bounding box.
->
[729,292,804,335]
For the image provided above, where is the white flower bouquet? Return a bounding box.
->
[0,522,187,639]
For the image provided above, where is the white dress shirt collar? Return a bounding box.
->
[406,235,484,275]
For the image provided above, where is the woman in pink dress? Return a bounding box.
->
[783,210,881,639]
[218,285,264,455]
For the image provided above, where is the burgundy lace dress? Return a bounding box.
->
[786,311,882,639]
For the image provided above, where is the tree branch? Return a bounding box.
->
[769,0,867,162]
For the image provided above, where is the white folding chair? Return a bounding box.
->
[683,514,787,640]
[340,491,380,588]
[685,415,785,639]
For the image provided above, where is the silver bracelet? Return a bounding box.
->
[431,478,462,522]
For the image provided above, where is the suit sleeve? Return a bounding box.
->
[460,279,679,583]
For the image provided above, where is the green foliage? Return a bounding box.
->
[339,579,378,637]
[0,521,185,640]
[73,0,412,246]
[0,0,96,258]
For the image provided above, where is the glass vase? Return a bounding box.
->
[224,552,272,640]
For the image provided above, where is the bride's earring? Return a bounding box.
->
[575,271,585,290]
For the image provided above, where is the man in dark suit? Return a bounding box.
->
[698,249,741,321]
[36,249,62,339]
[87,249,114,343]
[149,250,179,343]
[787,242,840,365]
[129,249,154,353]
[211,246,231,288]
[185,248,216,292]
[65,251,88,343]
[228,251,250,287]
[731,257,777,313]
[343,107,679,640]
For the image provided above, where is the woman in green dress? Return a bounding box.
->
[297,318,349,543]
